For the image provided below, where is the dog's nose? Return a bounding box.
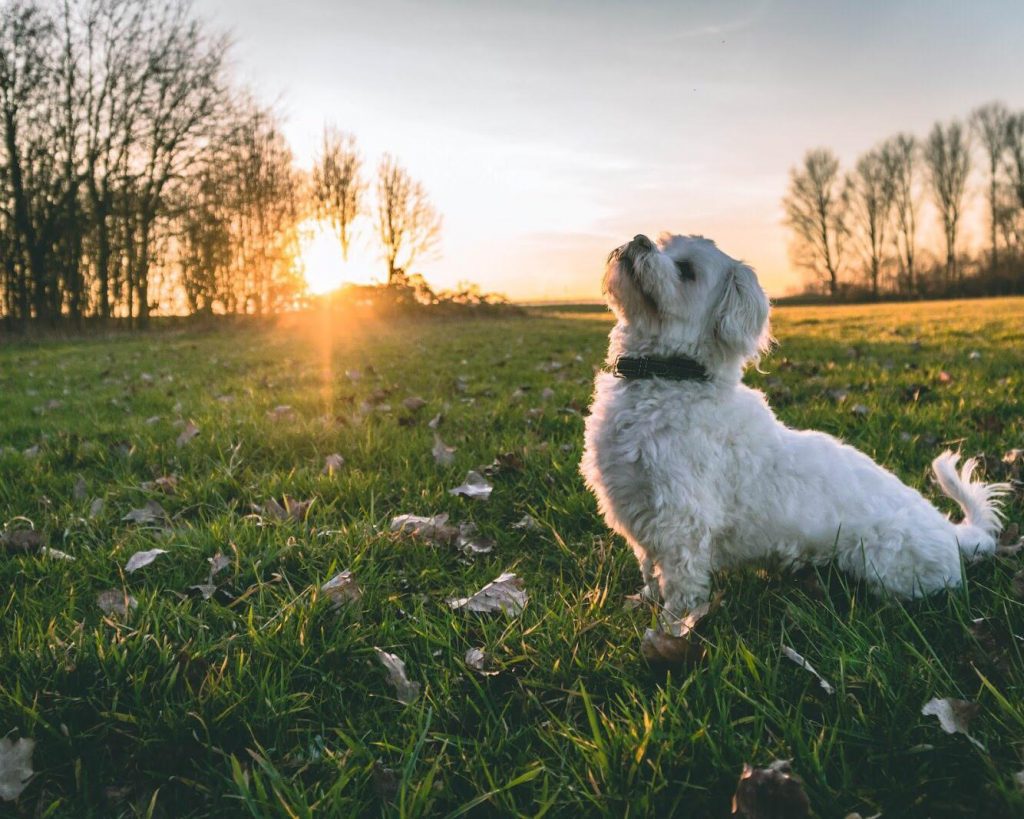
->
[632,234,654,251]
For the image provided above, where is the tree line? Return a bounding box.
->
[0,0,441,329]
[783,102,1024,299]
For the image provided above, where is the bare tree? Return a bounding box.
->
[923,119,971,288]
[848,147,894,297]
[375,154,442,285]
[880,134,921,295]
[783,148,848,296]
[1006,112,1024,249]
[971,102,1011,272]
[312,126,364,260]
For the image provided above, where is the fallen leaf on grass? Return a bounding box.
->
[449,470,493,501]
[432,434,456,466]
[268,405,295,421]
[997,522,1022,557]
[481,451,525,477]
[465,647,500,676]
[0,529,44,553]
[374,648,420,704]
[732,759,811,819]
[781,645,835,695]
[73,475,88,501]
[512,514,541,532]
[122,500,168,525]
[850,403,870,417]
[39,546,74,561]
[1012,570,1024,599]
[97,589,138,617]
[88,498,105,519]
[455,525,495,557]
[186,584,217,601]
[447,572,527,615]
[256,497,313,522]
[208,552,231,577]
[390,513,459,545]
[141,475,178,494]
[0,736,35,802]
[428,412,443,429]
[176,421,200,447]
[372,760,399,801]
[921,697,985,750]
[321,570,362,608]
[322,453,345,475]
[641,593,722,668]
[403,396,427,412]
[125,548,168,574]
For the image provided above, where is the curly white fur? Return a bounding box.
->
[581,234,1009,616]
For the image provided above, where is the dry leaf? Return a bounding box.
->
[39,546,74,561]
[427,412,443,429]
[124,548,168,574]
[283,496,313,521]
[88,498,105,519]
[432,434,456,466]
[403,396,427,412]
[268,405,295,420]
[781,645,835,695]
[0,736,35,802]
[122,500,167,525]
[390,513,460,545]
[208,552,231,577]
[97,589,138,617]
[850,403,870,416]
[321,570,362,608]
[447,572,527,615]
[1011,570,1024,599]
[456,525,495,557]
[732,759,811,819]
[449,470,493,501]
[465,647,500,676]
[481,451,525,477]
[374,648,420,704]
[257,497,312,522]
[177,421,200,447]
[1,529,44,553]
[997,522,1022,557]
[322,453,345,475]
[186,584,217,601]
[512,514,541,532]
[73,475,88,502]
[372,760,399,801]
[921,697,985,750]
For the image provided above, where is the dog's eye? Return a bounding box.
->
[675,259,696,281]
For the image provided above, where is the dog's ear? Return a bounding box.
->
[712,262,769,358]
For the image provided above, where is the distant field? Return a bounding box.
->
[1,297,1023,817]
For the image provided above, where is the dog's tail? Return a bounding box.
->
[932,451,1009,557]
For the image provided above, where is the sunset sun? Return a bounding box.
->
[299,219,380,294]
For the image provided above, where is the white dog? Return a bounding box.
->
[581,233,1008,616]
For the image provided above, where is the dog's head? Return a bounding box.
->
[603,233,770,367]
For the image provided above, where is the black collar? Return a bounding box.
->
[613,354,709,382]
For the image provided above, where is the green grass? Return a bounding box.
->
[1,297,1023,818]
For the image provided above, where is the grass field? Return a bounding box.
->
[2,297,1023,817]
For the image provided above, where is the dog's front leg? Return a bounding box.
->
[651,529,714,618]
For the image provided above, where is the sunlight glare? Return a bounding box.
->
[299,219,381,294]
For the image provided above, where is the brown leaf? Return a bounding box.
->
[447,572,527,615]
[283,496,313,521]
[97,589,138,618]
[390,513,460,545]
[432,434,456,466]
[1011,570,1024,599]
[465,647,500,676]
[1,529,44,553]
[0,736,35,802]
[403,396,427,412]
[732,759,811,819]
[124,548,167,574]
[481,451,525,477]
[921,697,985,750]
[997,522,1022,557]
[321,570,362,609]
[322,453,345,475]
[374,648,420,704]
[449,470,493,501]
[781,645,835,695]
[122,500,168,525]
[176,420,200,447]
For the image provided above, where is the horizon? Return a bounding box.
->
[198,0,1024,300]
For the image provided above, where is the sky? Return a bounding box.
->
[196,0,1024,301]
